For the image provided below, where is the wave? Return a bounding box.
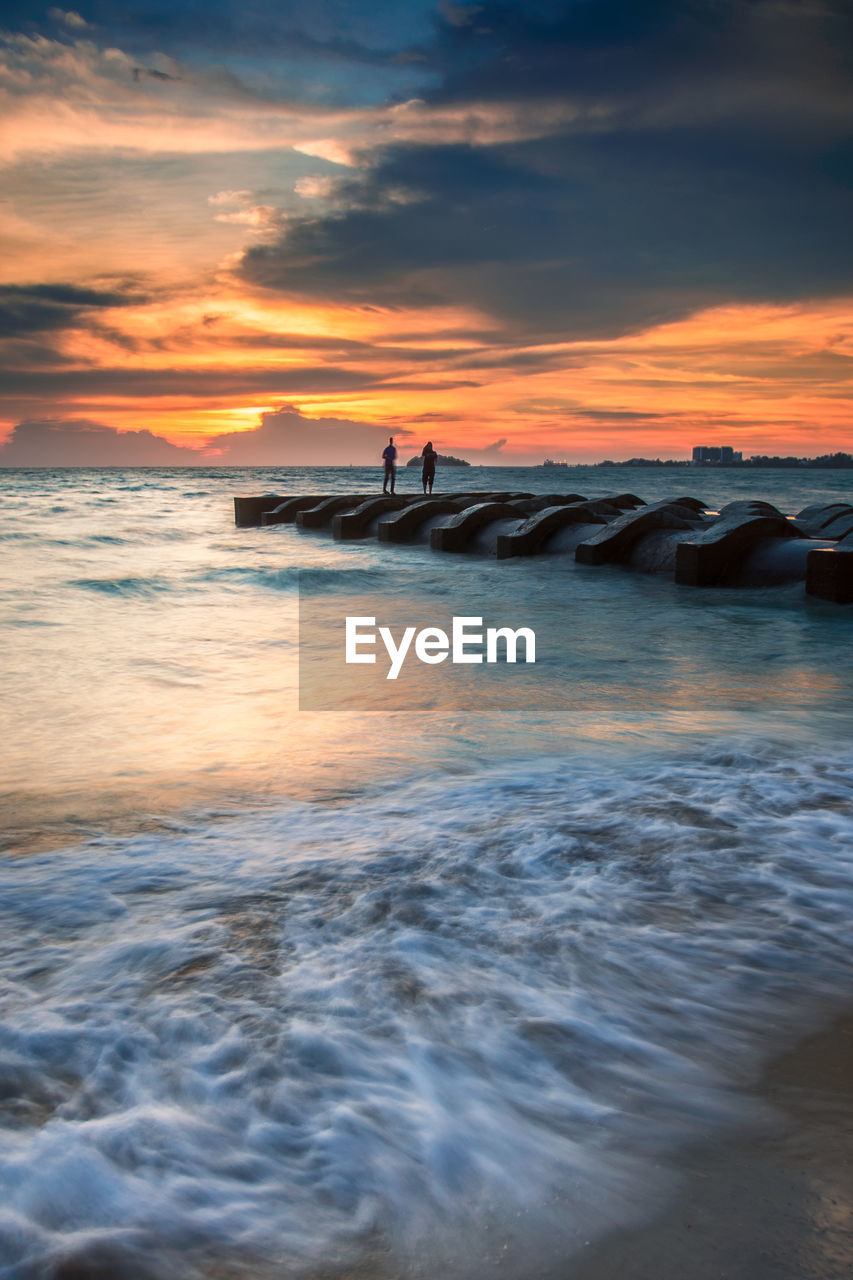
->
[0,745,852,1278]
[67,576,175,597]
[297,567,402,595]
[191,565,301,593]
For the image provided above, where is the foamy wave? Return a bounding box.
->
[1,746,852,1278]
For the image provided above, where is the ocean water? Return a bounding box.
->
[1,465,852,1280]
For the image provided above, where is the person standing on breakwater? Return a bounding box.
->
[382,437,397,494]
[421,441,437,495]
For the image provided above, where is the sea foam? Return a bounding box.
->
[1,745,852,1278]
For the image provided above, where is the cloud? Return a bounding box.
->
[1,1,850,461]
[0,31,581,169]
[0,406,419,466]
[132,65,178,83]
[0,418,200,465]
[206,404,413,465]
[234,0,853,339]
[0,34,348,162]
[396,433,508,464]
[0,283,142,337]
[239,120,852,338]
[430,0,853,124]
[0,363,384,399]
[294,175,343,199]
[18,0,443,78]
[463,436,507,462]
[47,8,87,29]
[437,2,485,30]
[208,190,282,232]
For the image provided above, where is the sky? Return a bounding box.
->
[0,0,851,465]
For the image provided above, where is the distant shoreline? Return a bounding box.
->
[592,459,853,470]
[1,459,852,471]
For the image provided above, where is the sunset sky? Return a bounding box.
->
[1,0,851,465]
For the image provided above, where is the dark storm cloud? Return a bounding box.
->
[0,364,383,398]
[0,284,142,337]
[429,0,853,115]
[241,132,852,337]
[238,0,853,339]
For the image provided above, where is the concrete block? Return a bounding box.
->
[806,549,853,604]
[260,495,329,526]
[675,513,804,586]
[576,502,699,566]
[332,496,410,539]
[430,503,525,552]
[377,499,463,543]
[296,496,368,529]
[819,512,853,540]
[234,494,287,526]
[600,493,646,509]
[496,503,607,559]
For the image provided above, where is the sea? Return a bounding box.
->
[1,464,852,1280]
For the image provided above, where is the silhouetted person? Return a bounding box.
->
[421,441,437,494]
[382,436,397,494]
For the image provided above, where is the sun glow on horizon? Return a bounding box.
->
[5,293,846,461]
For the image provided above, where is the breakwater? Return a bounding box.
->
[235,490,853,602]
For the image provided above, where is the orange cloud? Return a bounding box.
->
[5,287,847,462]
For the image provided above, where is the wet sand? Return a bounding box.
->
[563,1019,853,1280]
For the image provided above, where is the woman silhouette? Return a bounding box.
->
[421,441,437,494]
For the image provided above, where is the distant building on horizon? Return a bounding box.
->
[692,445,743,465]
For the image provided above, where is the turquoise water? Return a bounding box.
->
[0,466,852,1279]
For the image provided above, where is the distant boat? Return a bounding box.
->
[543,458,569,468]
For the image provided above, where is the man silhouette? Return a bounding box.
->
[381,436,398,494]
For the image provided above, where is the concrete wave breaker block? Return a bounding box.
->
[496,503,607,559]
[717,500,783,519]
[600,493,647,509]
[806,549,853,604]
[430,502,526,552]
[819,511,853,540]
[575,502,700,566]
[655,495,708,514]
[333,495,413,539]
[795,503,853,535]
[296,496,369,529]
[509,494,589,515]
[260,495,330,526]
[675,512,806,587]
[377,499,464,543]
[234,494,288,526]
[735,536,833,587]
